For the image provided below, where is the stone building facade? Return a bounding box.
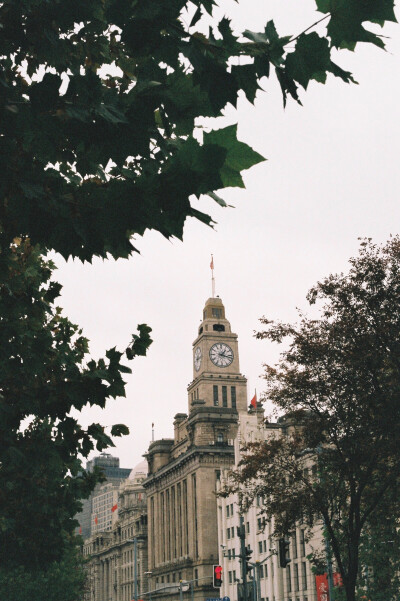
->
[217,411,324,601]
[83,462,149,601]
[144,296,248,601]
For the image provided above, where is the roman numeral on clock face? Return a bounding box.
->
[209,343,234,367]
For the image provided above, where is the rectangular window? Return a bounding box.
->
[228,549,231,560]
[302,562,307,590]
[294,564,299,591]
[212,308,222,318]
[213,385,219,406]
[233,571,236,582]
[194,569,198,584]
[258,541,263,553]
[227,528,231,540]
[232,548,236,558]
[229,571,232,584]
[226,506,230,518]
[287,565,292,592]
[231,526,235,538]
[222,386,228,407]
[300,530,306,557]
[257,518,263,531]
[292,531,297,559]
[231,386,237,408]
[259,565,264,578]
[263,540,267,553]
[264,564,268,578]
[230,503,234,516]
[246,522,250,533]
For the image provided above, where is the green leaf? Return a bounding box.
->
[208,191,230,207]
[286,33,331,90]
[204,124,265,175]
[126,324,153,360]
[95,104,128,124]
[110,424,130,437]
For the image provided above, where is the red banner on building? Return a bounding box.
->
[315,573,343,601]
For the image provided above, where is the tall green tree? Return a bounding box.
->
[0,238,152,568]
[356,487,400,600]
[0,0,396,261]
[225,238,400,601]
[0,537,87,601]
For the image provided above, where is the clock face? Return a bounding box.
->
[209,343,234,368]
[194,347,202,371]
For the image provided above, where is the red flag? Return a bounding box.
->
[111,503,118,513]
[94,515,98,525]
[316,573,343,601]
[79,526,82,535]
[315,575,329,601]
[250,392,257,409]
[210,255,214,270]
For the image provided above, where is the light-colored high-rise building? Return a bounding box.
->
[76,453,131,538]
[217,412,324,601]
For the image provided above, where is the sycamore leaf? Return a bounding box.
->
[95,104,128,124]
[110,424,130,437]
[204,124,265,188]
[286,33,331,90]
[322,0,396,49]
[204,124,265,171]
[126,324,153,360]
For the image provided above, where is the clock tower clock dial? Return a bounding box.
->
[194,346,202,371]
[209,342,234,367]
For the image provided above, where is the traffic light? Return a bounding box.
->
[245,546,253,574]
[278,538,291,568]
[213,565,223,588]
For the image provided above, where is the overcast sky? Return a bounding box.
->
[54,0,400,471]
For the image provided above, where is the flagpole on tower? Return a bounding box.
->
[151,423,154,442]
[210,254,215,298]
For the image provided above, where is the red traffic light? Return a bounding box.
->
[213,565,223,588]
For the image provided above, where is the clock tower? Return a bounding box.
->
[144,294,249,601]
[188,296,248,413]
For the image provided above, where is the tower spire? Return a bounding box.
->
[210,254,215,298]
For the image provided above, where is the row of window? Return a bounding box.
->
[155,571,184,585]
[226,503,235,517]
[226,520,251,541]
[287,562,308,592]
[289,530,307,559]
[213,385,236,408]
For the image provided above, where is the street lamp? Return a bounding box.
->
[127,537,146,601]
